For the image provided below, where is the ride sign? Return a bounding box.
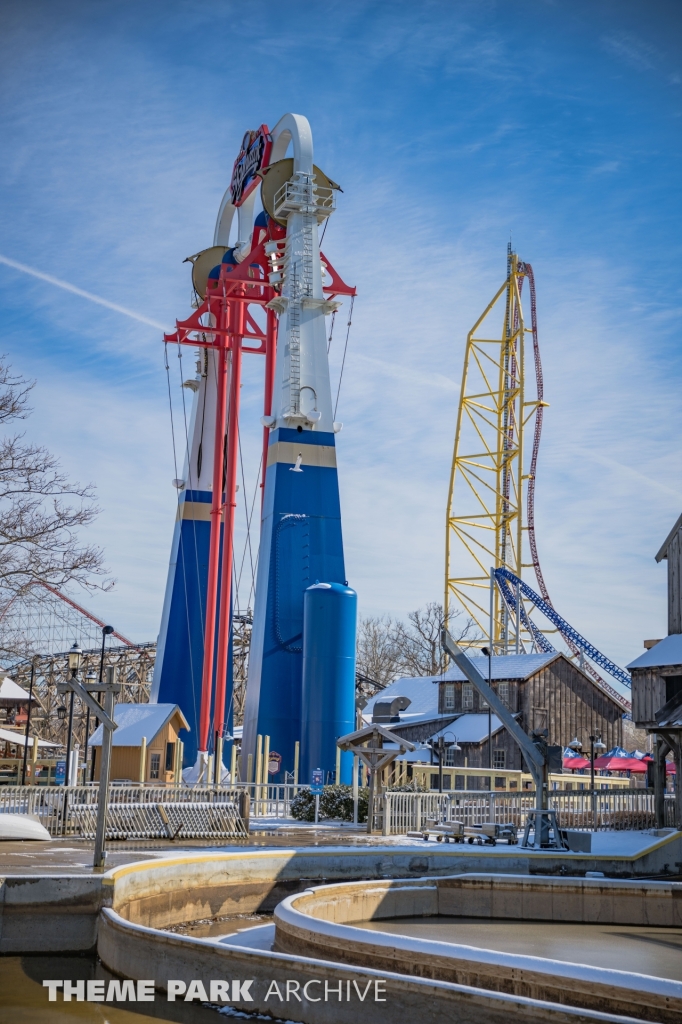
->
[310,769,324,795]
[230,125,271,206]
[268,751,282,776]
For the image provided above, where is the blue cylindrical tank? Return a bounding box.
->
[301,582,357,786]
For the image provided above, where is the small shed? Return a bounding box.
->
[627,635,682,728]
[89,703,189,784]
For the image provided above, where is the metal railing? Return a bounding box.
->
[0,785,248,839]
[382,789,676,835]
[1,783,675,839]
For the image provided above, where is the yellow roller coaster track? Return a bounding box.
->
[445,249,546,651]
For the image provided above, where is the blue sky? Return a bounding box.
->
[0,0,680,673]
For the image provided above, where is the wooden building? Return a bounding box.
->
[89,703,188,784]
[655,511,682,636]
[627,512,682,827]
[365,652,627,775]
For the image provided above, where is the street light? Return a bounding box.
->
[568,737,582,752]
[589,733,606,791]
[83,670,97,781]
[589,732,606,833]
[481,646,493,768]
[427,731,461,794]
[57,704,67,721]
[64,642,82,786]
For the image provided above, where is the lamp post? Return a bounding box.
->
[589,732,606,833]
[64,642,82,787]
[21,658,36,786]
[87,625,114,782]
[481,646,493,768]
[427,732,460,795]
[83,670,97,783]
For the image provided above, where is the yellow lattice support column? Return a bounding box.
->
[446,250,539,652]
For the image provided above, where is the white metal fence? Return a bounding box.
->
[0,785,248,839]
[382,789,676,835]
[0,784,675,839]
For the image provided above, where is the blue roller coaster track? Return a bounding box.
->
[494,567,631,709]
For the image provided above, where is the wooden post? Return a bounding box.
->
[293,741,300,794]
[247,752,253,784]
[335,743,341,785]
[352,754,359,825]
[255,735,262,786]
[173,740,181,785]
[262,735,270,807]
[230,742,237,784]
[215,736,223,786]
[139,737,147,784]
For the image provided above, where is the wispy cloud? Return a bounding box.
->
[0,254,166,331]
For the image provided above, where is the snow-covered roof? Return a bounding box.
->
[0,676,36,703]
[626,634,682,670]
[363,653,558,725]
[89,703,189,747]
[0,727,59,748]
[395,713,504,759]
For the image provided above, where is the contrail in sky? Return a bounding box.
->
[0,254,166,331]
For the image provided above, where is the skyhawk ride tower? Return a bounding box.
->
[152,114,355,781]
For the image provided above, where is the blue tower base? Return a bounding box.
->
[151,490,233,767]
[242,428,346,781]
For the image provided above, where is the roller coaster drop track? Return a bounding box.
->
[517,264,631,712]
[446,254,631,713]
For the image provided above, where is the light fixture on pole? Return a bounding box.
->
[64,642,82,787]
[589,732,606,833]
[83,670,97,780]
[481,646,493,768]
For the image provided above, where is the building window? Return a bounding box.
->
[498,681,509,706]
[493,749,505,769]
[462,683,473,709]
[165,742,175,771]
[443,683,455,711]
[430,774,439,789]
[445,745,457,766]
[494,776,506,789]
[149,753,161,780]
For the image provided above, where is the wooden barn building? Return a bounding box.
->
[364,652,628,773]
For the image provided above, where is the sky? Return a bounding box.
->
[0,0,680,676]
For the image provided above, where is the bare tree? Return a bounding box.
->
[356,615,402,697]
[356,602,481,689]
[393,602,479,677]
[0,359,109,623]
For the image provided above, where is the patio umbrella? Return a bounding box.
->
[562,757,590,770]
[593,755,647,772]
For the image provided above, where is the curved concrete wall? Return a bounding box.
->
[96,853,658,1024]
[274,874,682,1024]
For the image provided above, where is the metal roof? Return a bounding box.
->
[0,677,36,703]
[363,653,558,725]
[626,634,682,670]
[89,703,189,747]
[396,713,504,759]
